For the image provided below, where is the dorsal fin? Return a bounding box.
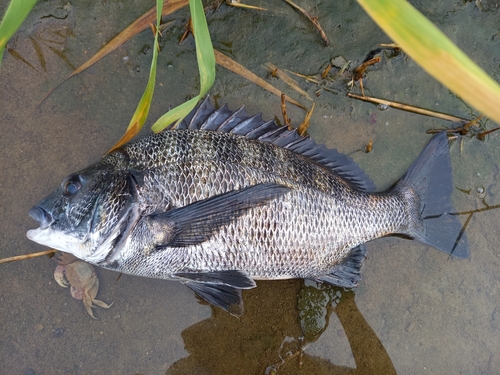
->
[174,98,376,192]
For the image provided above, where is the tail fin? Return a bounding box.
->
[395,132,469,258]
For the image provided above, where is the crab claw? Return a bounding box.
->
[54,265,70,288]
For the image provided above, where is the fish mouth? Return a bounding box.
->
[26,206,59,246]
[28,206,54,230]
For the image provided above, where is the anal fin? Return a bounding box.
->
[315,244,367,288]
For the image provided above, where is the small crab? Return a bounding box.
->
[54,253,113,318]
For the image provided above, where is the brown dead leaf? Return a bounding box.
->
[40,0,189,104]
[214,49,307,111]
[265,62,313,101]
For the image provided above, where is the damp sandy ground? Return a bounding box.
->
[1,0,499,374]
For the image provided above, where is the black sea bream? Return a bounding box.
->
[27,99,469,314]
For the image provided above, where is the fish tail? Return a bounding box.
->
[396,132,469,258]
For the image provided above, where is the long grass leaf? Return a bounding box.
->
[192,0,215,99]
[151,0,215,132]
[0,0,37,67]
[68,0,188,79]
[357,0,500,125]
[106,0,164,153]
[39,0,188,105]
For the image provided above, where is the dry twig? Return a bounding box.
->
[282,0,330,46]
[297,103,315,136]
[350,57,381,96]
[0,249,57,264]
[265,62,313,100]
[225,0,267,10]
[347,93,470,123]
[281,93,292,128]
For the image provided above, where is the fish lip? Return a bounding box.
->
[26,227,42,241]
[28,206,54,230]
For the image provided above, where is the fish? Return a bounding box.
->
[27,98,469,315]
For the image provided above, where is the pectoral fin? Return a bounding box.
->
[315,244,367,288]
[183,281,245,315]
[146,183,290,249]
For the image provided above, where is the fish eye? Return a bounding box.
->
[63,175,82,196]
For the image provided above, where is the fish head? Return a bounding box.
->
[27,162,138,263]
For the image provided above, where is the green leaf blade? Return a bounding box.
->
[106,0,163,152]
[151,0,215,132]
[0,0,38,68]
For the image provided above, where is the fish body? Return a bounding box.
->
[27,99,469,314]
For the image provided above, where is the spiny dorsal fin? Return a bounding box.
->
[175,97,376,192]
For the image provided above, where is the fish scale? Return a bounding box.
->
[27,98,469,315]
